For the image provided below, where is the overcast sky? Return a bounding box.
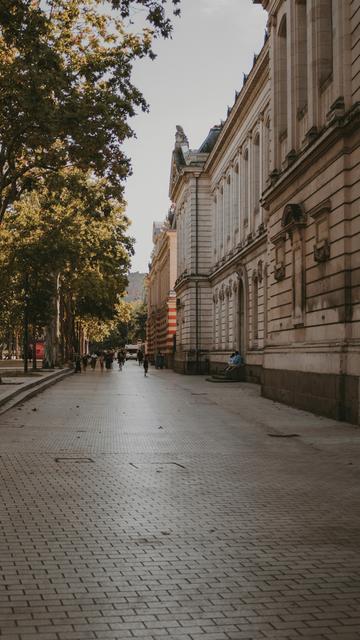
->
[124,0,267,273]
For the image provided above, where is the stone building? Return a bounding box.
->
[146,214,177,368]
[256,0,360,423]
[169,0,360,424]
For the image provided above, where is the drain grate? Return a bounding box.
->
[129,461,186,469]
[268,433,299,438]
[55,457,95,463]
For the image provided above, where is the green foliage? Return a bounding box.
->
[95,299,147,349]
[0,169,133,342]
[0,0,180,220]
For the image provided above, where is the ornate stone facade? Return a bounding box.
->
[146,215,177,368]
[168,0,360,423]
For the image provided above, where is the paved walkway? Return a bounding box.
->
[0,363,360,640]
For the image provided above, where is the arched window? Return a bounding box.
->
[318,0,333,86]
[295,0,308,111]
[278,15,288,137]
[225,288,230,348]
[252,276,259,344]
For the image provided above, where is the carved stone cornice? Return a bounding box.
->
[281,203,306,239]
[309,199,331,220]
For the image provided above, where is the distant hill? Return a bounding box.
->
[125,272,146,303]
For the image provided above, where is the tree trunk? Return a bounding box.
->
[32,325,37,370]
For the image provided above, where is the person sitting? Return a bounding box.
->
[224,350,243,378]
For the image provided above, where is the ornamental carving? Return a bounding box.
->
[314,240,330,263]
[281,203,306,238]
[219,286,225,302]
[225,285,230,298]
[236,264,245,280]
[257,260,263,283]
[274,264,285,281]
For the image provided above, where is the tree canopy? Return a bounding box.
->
[0,169,134,359]
[0,0,180,221]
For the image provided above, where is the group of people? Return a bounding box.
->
[74,350,116,373]
[74,348,151,375]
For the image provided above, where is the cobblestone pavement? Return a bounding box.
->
[0,363,360,640]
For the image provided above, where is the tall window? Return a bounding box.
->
[318,0,333,86]
[225,174,231,243]
[296,0,308,111]
[278,15,288,137]
[252,276,259,343]
[225,290,229,348]
[264,117,270,183]
[243,149,249,226]
[253,133,260,217]
[218,185,224,250]
[213,195,217,257]
[233,163,239,235]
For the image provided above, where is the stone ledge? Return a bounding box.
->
[0,368,73,415]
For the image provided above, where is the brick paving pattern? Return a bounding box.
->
[0,363,360,639]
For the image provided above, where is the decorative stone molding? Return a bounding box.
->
[257,260,263,283]
[233,280,238,293]
[310,199,331,264]
[309,199,331,220]
[236,264,246,280]
[272,231,286,282]
[225,285,230,298]
[219,286,225,302]
[281,203,306,239]
[274,264,285,281]
[314,240,330,263]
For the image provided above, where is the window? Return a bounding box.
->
[278,15,288,137]
[243,149,249,226]
[318,0,333,87]
[264,117,270,183]
[233,163,239,233]
[252,276,259,343]
[295,0,308,112]
[253,133,260,215]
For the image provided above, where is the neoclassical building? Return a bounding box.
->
[168,0,360,424]
[146,215,177,368]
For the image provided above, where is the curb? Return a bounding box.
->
[0,368,73,415]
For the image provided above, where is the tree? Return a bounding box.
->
[0,0,180,221]
[0,169,134,365]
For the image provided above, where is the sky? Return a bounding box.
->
[124,0,267,273]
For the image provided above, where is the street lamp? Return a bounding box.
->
[23,278,30,374]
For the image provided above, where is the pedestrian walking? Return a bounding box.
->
[143,354,149,377]
[74,353,81,373]
[117,350,124,371]
[90,353,97,370]
[82,354,88,371]
[137,349,144,366]
[104,351,113,370]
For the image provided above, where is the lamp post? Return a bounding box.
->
[23,276,30,374]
